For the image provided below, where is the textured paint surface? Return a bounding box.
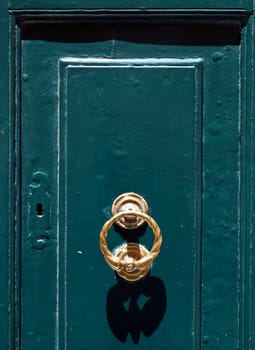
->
[0,1,11,350]
[17,19,248,350]
[61,59,201,349]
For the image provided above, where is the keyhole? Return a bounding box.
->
[36,203,43,217]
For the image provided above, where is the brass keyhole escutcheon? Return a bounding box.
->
[99,193,162,282]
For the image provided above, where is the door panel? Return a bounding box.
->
[21,22,241,349]
[59,59,201,348]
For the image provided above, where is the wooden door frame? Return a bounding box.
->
[1,5,255,349]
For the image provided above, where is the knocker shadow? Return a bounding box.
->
[114,222,148,242]
[106,274,167,344]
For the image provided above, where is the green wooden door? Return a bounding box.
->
[11,10,253,350]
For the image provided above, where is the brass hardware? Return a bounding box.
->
[99,193,162,282]
[111,192,149,229]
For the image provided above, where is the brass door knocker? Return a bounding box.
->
[99,193,162,282]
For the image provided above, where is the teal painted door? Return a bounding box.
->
[20,20,245,349]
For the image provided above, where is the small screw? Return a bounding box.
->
[32,237,48,250]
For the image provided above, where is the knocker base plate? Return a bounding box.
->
[112,192,149,229]
[114,243,151,282]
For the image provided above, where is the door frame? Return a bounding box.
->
[2,6,255,349]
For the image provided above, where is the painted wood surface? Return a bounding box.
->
[8,0,253,11]
[0,2,254,350]
[19,18,248,349]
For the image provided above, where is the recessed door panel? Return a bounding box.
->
[58,59,202,348]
